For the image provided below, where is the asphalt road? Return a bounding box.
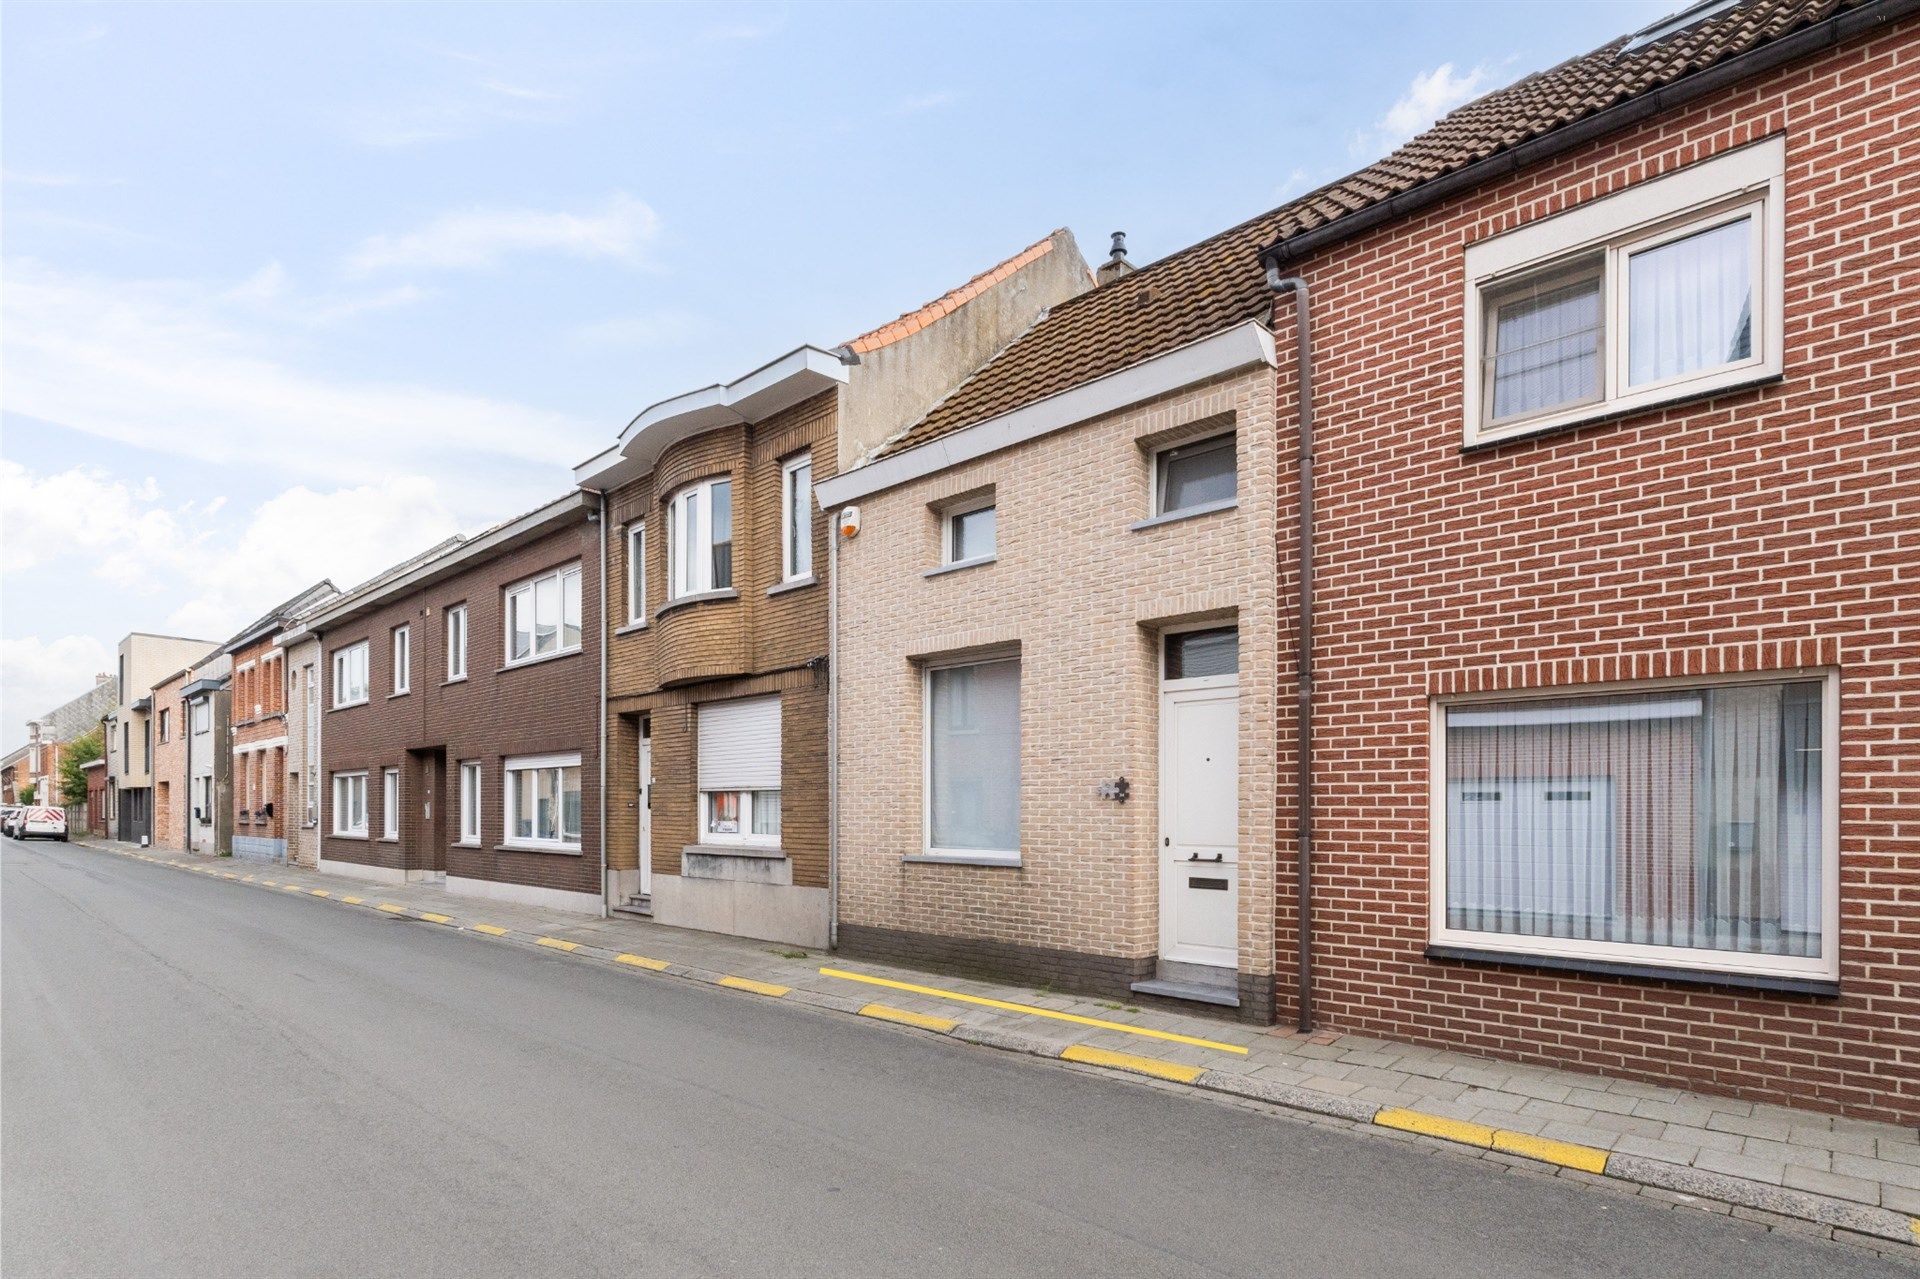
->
[1,836,1900,1279]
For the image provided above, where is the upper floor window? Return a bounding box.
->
[445,604,468,681]
[1464,137,1783,445]
[392,626,411,695]
[332,641,369,708]
[158,708,171,742]
[505,563,583,666]
[627,524,647,625]
[781,455,813,582]
[1154,432,1237,518]
[667,477,732,599]
[943,499,996,567]
[191,699,210,734]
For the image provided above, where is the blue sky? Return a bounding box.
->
[1,0,1672,745]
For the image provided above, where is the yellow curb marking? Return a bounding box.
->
[262,880,279,887]
[376,903,407,914]
[309,889,330,897]
[242,876,256,882]
[223,873,238,879]
[1908,1218,1918,1241]
[282,884,304,892]
[1491,1130,1610,1175]
[470,924,509,936]
[719,976,790,998]
[536,937,579,951]
[615,953,669,970]
[340,895,365,905]
[1061,1044,1206,1084]
[417,912,453,924]
[859,1003,958,1033]
[1374,1108,1495,1147]
[818,967,1249,1055]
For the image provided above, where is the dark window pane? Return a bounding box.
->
[1157,434,1236,514]
[1166,627,1238,679]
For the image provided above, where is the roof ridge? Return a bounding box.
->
[842,229,1072,355]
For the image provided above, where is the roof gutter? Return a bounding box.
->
[1261,0,1920,269]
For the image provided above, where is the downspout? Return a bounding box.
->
[593,488,611,919]
[1265,267,1315,1033]
[827,513,840,950]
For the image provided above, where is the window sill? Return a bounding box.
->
[923,555,996,579]
[768,575,817,597]
[655,588,739,619]
[498,647,583,674]
[442,676,467,687]
[454,839,480,848]
[683,842,786,860]
[1130,498,1239,532]
[903,852,1022,868]
[1462,369,1783,452]
[388,691,410,700]
[329,700,369,713]
[614,620,650,636]
[377,836,399,844]
[1424,944,1839,997]
[330,832,369,841]
[495,841,583,857]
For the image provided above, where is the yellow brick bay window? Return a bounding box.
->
[1429,670,1839,986]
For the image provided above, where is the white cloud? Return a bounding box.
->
[0,634,115,745]
[1353,62,1494,157]
[897,90,957,115]
[0,460,208,589]
[1,259,594,509]
[157,476,463,638]
[346,194,660,275]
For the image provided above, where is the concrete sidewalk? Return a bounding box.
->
[75,836,1920,1259]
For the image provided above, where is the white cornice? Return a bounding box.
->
[815,320,1276,507]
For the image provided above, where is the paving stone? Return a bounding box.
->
[1459,1087,1531,1114]
[1782,1164,1883,1205]
[1880,1183,1920,1216]
[1194,1071,1380,1124]
[1740,1137,1831,1171]
[1874,1138,1920,1167]
[1789,1124,1881,1156]
[1301,1075,1365,1097]
[1539,1121,1624,1151]
[1662,1123,1747,1154]
[1693,1149,1787,1186]
[1835,1152,1920,1192]
[1706,1111,1798,1142]
[1633,1098,1719,1127]
[1565,1087,1643,1117]
[1611,1134,1703,1166]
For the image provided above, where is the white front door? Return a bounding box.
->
[638,736,653,896]
[1159,631,1240,970]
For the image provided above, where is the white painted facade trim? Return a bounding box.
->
[233,736,289,753]
[446,874,602,916]
[815,320,1277,507]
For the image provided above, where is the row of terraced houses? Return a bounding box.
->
[30,0,1917,1128]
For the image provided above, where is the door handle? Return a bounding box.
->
[1186,853,1224,863]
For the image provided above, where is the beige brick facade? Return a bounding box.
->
[833,363,1281,1017]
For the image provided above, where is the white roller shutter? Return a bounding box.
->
[697,695,781,791]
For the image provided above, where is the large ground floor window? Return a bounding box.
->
[1432,672,1836,981]
[925,658,1020,862]
[331,771,368,837]
[697,695,780,847]
[504,754,582,851]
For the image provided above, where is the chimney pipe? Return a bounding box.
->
[1096,231,1135,285]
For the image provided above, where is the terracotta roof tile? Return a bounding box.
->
[878,0,1866,460]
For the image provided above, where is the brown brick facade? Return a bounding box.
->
[1272,25,1920,1122]
[317,509,602,911]
[602,392,835,946]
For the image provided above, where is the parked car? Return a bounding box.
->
[0,805,20,837]
[9,806,68,841]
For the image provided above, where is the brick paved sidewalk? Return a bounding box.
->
[75,836,1920,1259]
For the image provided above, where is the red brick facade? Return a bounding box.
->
[1272,24,1919,1122]
[316,504,602,910]
[230,634,291,860]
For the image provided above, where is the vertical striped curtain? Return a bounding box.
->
[1445,682,1821,958]
[1627,216,1753,386]
[1490,275,1602,420]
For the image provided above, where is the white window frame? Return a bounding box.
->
[781,454,813,582]
[381,768,400,840]
[331,641,370,708]
[458,760,482,845]
[1150,430,1238,519]
[700,788,781,848]
[445,604,468,682]
[1462,136,1785,445]
[626,523,647,626]
[503,563,584,667]
[502,752,583,852]
[940,497,997,568]
[392,626,411,696]
[667,476,734,600]
[921,655,1021,866]
[1428,666,1840,983]
[331,771,368,838]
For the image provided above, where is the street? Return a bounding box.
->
[0,835,1898,1279]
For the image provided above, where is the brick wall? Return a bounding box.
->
[1275,25,1919,1121]
[318,515,601,902]
[834,365,1281,1014]
[150,673,188,850]
[603,392,835,896]
[231,634,291,859]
